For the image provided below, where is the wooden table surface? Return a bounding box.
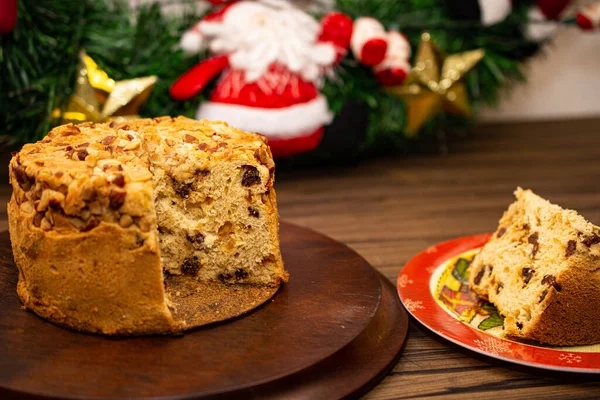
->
[1,118,600,398]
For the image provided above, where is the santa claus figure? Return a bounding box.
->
[170,0,410,158]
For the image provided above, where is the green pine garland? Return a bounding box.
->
[2,0,542,157]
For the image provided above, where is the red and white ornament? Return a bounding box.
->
[350,17,388,66]
[373,30,411,86]
[350,18,411,86]
[576,3,600,31]
[171,0,354,158]
[526,0,572,41]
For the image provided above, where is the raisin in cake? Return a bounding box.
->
[8,116,288,335]
[469,188,600,346]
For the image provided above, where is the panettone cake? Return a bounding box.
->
[8,116,288,335]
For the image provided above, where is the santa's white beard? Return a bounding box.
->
[199,0,336,83]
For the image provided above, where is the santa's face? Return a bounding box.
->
[199,0,335,82]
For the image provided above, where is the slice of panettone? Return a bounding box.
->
[469,188,600,346]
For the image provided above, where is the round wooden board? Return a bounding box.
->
[0,222,407,399]
[232,271,409,399]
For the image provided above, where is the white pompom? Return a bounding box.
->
[478,0,512,26]
[526,6,559,42]
[312,43,336,66]
[385,30,411,60]
[180,30,204,55]
[351,17,387,65]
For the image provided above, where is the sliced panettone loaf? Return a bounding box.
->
[469,188,600,346]
[8,116,288,335]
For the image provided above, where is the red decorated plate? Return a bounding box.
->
[397,234,600,373]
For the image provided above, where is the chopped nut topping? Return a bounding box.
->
[88,201,103,215]
[119,214,133,228]
[13,164,31,189]
[123,139,141,151]
[497,227,507,238]
[128,169,152,182]
[82,217,99,232]
[40,217,52,231]
[62,125,81,136]
[99,159,122,172]
[33,212,44,227]
[20,202,34,214]
[80,209,92,220]
[183,134,198,144]
[539,289,549,303]
[254,148,275,172]
[101,136,117,146]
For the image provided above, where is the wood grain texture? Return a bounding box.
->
[1,118,599,398]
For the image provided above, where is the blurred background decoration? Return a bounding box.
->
[2,0,599,163]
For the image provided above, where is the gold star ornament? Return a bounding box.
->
[388,33,485,136]
[53,50,157,124]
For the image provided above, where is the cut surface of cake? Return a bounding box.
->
[8,116,288,335]
[469,188,600,346]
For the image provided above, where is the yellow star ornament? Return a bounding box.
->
[53,51,157,124]
[388,33,484,136]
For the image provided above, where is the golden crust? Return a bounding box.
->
[9,198,176,335]
[524,268,600,345]
[8,116,286,335]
